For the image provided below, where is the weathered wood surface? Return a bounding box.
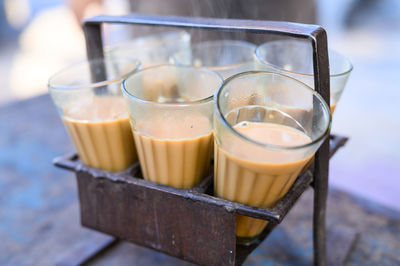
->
[0,95,114,265]
[1,94,400,265]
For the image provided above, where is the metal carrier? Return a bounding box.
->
[54,14,347,266]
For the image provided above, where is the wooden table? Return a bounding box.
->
[1,94,399,265]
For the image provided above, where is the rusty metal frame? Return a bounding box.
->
[75,14,331,265]
[54,136,345,265]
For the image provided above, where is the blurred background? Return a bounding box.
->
[0,0,399,213]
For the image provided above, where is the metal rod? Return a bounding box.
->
[83,13,321,36]
[311,26,330,266]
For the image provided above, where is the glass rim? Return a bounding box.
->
[48,57,141,91]
[105,30,190,52]
[215,71,332,151]
[122,64,224,107]
[255,40,353,78]
[173,39,256,71]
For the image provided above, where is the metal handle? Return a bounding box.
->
[82,14,330,266]
[83,14,330,104]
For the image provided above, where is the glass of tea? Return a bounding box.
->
[122,64,223,189]
[172,40,257,79]
[255,39,353,113]
[49,57,141,172]
[214,71,331,243]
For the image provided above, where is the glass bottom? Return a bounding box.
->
[235,215,267,245]
[236,234,262,246]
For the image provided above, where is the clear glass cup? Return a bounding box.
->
[122,65,223,189]
[255,39,353,113]
[48,57,141,172]
[172,40,257,79]
[106,31,190,68]
[214,71,331,242]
